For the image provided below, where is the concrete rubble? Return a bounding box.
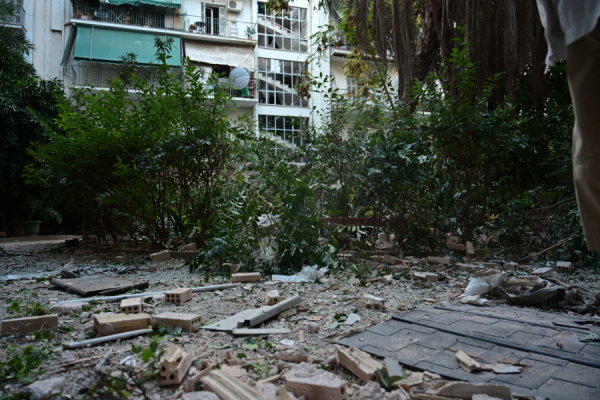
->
[0,238,598,399]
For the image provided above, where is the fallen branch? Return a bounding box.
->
[39,348,130,373]
[517,236,572,264]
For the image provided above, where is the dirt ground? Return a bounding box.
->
[0,239,598,399]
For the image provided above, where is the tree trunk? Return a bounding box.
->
[415,2,441,82]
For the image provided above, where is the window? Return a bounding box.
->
[258,58,309,107]
[257,2,308,52]
[189,3,226,36]
[259,115,309,157]
[347,76,358,99]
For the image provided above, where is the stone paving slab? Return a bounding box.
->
[338,306,600,400]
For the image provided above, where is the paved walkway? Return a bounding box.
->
[338,305,600,400]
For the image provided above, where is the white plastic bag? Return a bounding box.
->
[459,269,507,298]
[460,295,491,306]
[272,265,328,283]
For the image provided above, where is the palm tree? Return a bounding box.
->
[0,1,33,55]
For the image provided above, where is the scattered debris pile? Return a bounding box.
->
[1,239,599,400]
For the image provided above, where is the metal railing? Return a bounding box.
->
[70,64,157,88]
[331,87,379,106]
[72,2,257,40]
[74,3,184,30]
[3,0,24,27]
[70,63,259,101]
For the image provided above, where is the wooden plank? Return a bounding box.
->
[1,315,58,336]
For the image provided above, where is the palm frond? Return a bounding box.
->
[0,25,33,55]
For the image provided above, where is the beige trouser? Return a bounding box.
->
[568,20,600,251]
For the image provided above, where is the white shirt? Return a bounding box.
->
[537,0,600,68]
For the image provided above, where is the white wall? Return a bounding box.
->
[28,0,64,79]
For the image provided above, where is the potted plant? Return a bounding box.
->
[245,26,256,40]
[24,219,42,237]
[248,70,256,98]
[189,23,197,33]
[76,10,84,19]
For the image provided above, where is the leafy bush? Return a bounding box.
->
[26,38,253,247]
[0,345,48,386]
[0,46,64,226]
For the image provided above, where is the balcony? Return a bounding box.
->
[4,0,25,30]
[69,63,259,108]
[72,2,257,42]
[330,44,355,57]
[330,87,381,107]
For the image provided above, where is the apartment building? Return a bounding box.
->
[14,0,375,150]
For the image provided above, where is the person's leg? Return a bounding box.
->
[568,20,600,251]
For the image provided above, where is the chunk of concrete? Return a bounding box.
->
[354,381,385,400]
[266,290,284,306]
[282,362,349,400]
[432,382,512,400]
[180,243,197,251]
[335,345,383,383]
[120,297,143,314]
[255,382,279,400]
[49,301,88,314]
[201,369,267,399]
[231,272,262,282]
[160,343,194,385]
[427,256,450,265]
[384,357,404,378]
[1,315,59,336]
[152,312,201,332]
[307,322,319,334]
[181,392,221,400]
[413,272,438,282]
[399,372,423,387]
[93,313,150,336]
[466,241,475,256]
[225,263,248,274]
[150,250,171,262]
[19,377,65,399]
[165,288,193,305]
[556,261,572,274]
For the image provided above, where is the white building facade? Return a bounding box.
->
[12,0,370,147]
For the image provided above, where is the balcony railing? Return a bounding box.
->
[3,0,24,27]
[72,2,257,40]
[330,44,355,55]
[69,63,259,101]
[331,87,380,106]
[70,64,155,88]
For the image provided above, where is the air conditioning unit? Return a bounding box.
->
[228,0,243,12]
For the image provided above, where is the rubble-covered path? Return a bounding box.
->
[1,239,599,400]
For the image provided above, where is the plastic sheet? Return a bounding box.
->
[272,265,328,283]
[460,269,507,298]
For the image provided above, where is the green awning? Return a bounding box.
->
[107,0,181,8]
[73,26,181,65]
